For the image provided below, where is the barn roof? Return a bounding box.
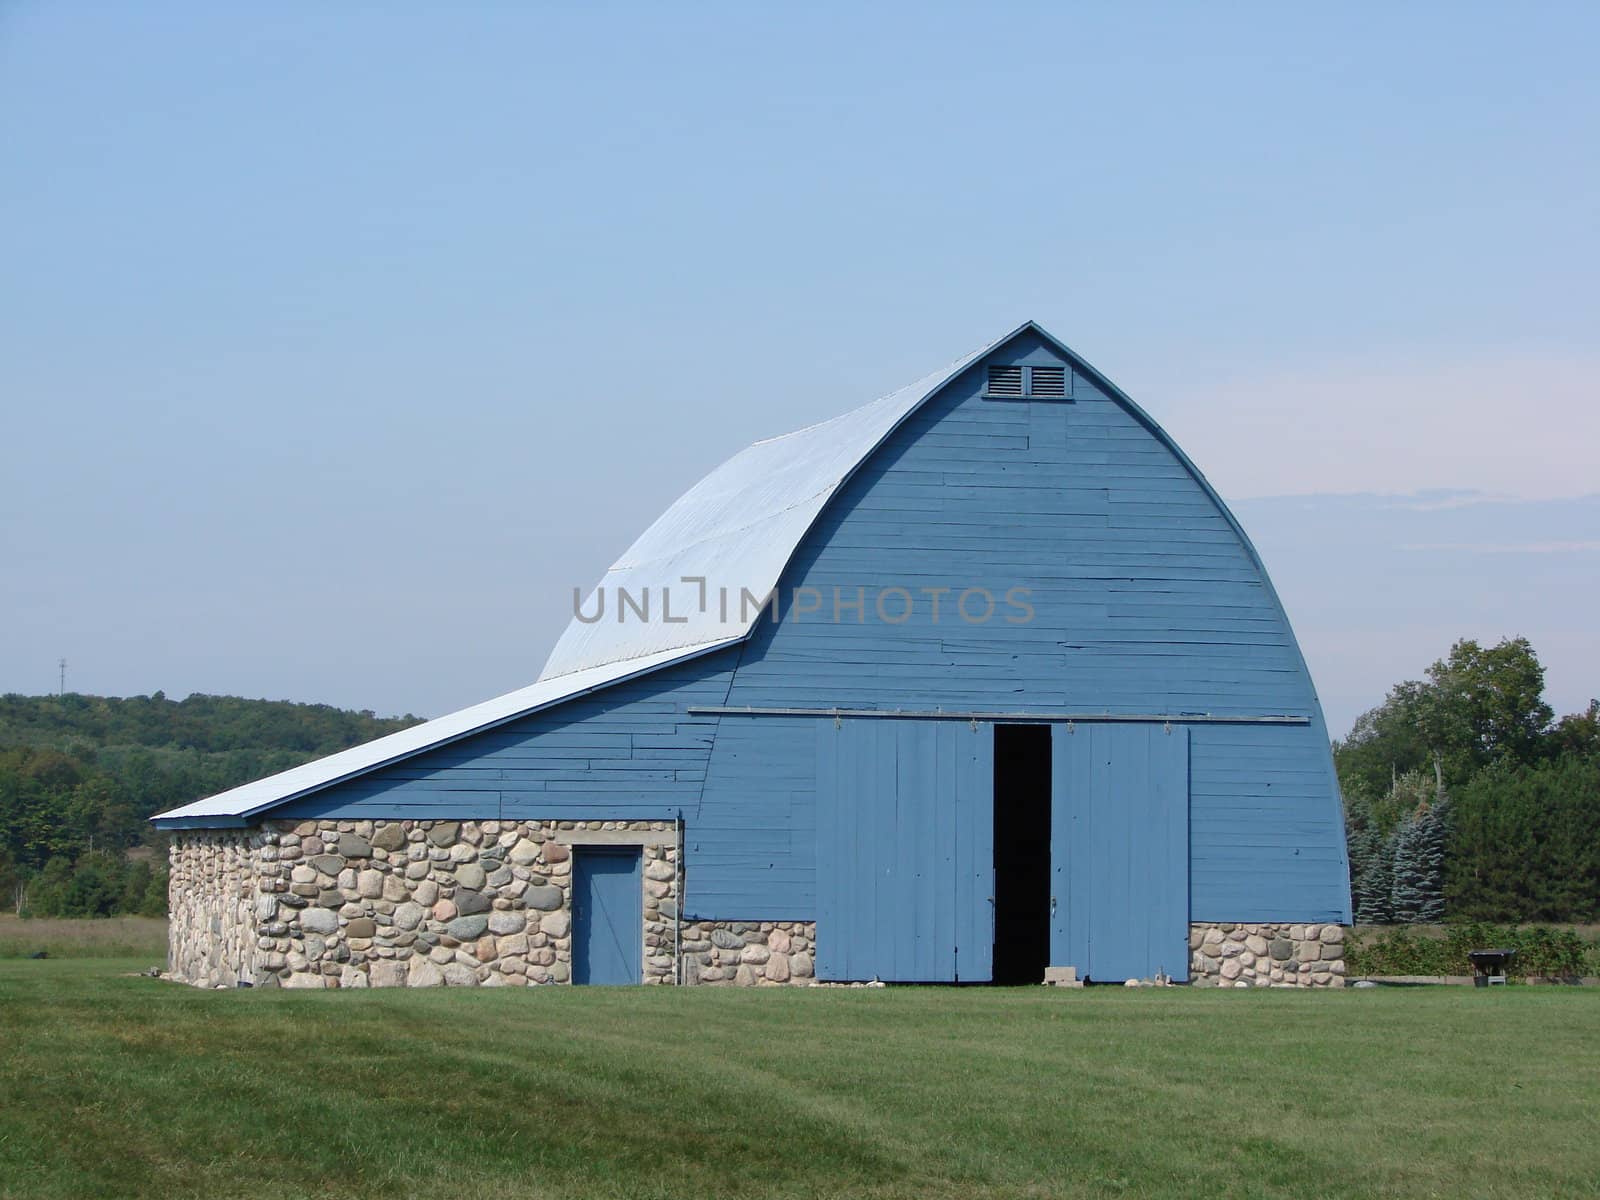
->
[151,323,1026,826]
[537,337,1005,680]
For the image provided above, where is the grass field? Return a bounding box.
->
[2,960,1598,1199]
[0,915,168,961]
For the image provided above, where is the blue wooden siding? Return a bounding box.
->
[274,650,739,822]
[815,719,993,982]
[700,327,1349,923]
[1052,724,1190,981]
[688,715,815,916]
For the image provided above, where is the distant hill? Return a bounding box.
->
[0,692,423,916]
[0,691,420,758]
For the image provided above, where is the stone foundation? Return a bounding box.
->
[1188,922,1346,987]
[167,819,680,988]
[169,823,1345,990]
[679,920,816,985]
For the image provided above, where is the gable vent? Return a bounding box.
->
[987,365,1024,396]
[1030,366,1067,398]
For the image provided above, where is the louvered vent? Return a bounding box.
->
[987,364,1024,396]
[1030,366,1067,398]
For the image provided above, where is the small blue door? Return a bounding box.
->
[572,847,642,985]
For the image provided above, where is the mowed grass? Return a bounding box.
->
[1,962,1598,1200]
[0,915,167,960]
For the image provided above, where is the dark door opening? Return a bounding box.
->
[993,724,1052,984]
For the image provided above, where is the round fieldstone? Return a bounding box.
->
[408,959,444,987]
[526,885,563,911]
[487,911,525,936]
[1269,938,1294,961]
[540,910,571,939]
[337,833,372,858]
[426,822,461,846]
[346,917,376,939]
[710,928,744,950]
[455,863,487,891]
[300,908,338,935]
[371,824,405,852]
[447,915,490,941]
[454,889,491,916]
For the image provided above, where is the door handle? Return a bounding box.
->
[1050,895,1057,918]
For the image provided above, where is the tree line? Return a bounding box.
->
[0,692,420,917]
[1336,636,1600,924]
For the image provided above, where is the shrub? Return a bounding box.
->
[1346,922,1596,978]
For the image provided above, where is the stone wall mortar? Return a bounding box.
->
[1188,922,1346,987]
[168,819,679,988]
[679,920,816,986]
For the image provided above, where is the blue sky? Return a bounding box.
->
[2,3,1595,737]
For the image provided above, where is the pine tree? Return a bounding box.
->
[1349,824,1393,923]
[1390,796,1450,924]
[1412,796,1451,922]
[1390,813,1423,922]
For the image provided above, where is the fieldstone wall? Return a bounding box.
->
[1188,922,1346,987]
[171,826,1348,991]
[167,819,679,988]
[680,920,816,985]
[168,829,270,988]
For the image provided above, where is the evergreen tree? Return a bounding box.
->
[1390,813,1423,922]
[1412,796,1450,922]
[1349,824,1392,923]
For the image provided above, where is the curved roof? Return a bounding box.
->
[152,326,1009,826]
[538,335,1003,680]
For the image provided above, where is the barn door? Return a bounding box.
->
[816,719,993,982]
[1051,724,1190,982]
[572,846,643,985]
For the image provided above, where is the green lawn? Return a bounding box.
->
[1,961,1597,1199]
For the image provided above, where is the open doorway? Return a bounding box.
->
[992,724,1052,984]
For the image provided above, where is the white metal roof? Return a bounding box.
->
[152,326,1012,826]
[538,338,1000,680]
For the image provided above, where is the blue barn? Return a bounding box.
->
[156,322,1352,990]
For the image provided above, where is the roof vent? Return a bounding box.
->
[1030,366,1067,398]
[985,363,1070,399]
[986,365,1024,397]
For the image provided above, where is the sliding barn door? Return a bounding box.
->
[816,719,993,982]
[1051,724,1190,982]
